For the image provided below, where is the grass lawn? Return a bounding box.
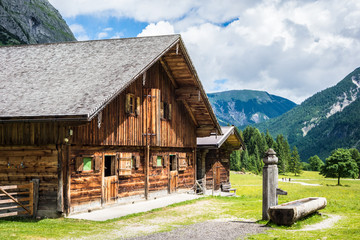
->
[0,171,359,239]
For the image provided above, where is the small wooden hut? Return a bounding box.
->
[197,126,244,190]
[0,35,221,217]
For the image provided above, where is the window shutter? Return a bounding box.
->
[114,153,120,175]
[125,94,131,114]
[168,103,172,120]
[152,155,157,167]
[164,155,168,167]
[135,155,140,169]
[75,157,83,172]
[178,153,187,171]
[136,97,141,116]
[94,156,102,171]
[160,102,164,119]
[119,158,132,175]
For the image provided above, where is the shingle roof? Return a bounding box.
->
[197,126,243,149]
[0,35,180,120]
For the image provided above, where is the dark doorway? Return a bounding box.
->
[104,155,115,177]
[170,155,177,171]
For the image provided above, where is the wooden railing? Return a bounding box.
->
[0,179,39,218]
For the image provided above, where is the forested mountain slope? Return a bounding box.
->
[257,67,360,160]
[207,90,296,127]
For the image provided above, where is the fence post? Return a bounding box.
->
[31,179,39,218]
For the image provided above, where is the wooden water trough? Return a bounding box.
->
[268,197,327,225]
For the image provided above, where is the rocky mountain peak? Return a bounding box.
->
[0,0,76,46]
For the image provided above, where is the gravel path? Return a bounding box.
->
[128,220,270,240]
[292,214,342,231]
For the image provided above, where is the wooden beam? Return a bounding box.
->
[175,87,200,101]
[182,100,198,127]
[160,58,178,88]
[175,87,199,95]
[196,125,216,137]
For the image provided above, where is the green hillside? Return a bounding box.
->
[256,67,360,160]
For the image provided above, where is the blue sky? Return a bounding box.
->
[65,16,148,40]
[49,0,360,104]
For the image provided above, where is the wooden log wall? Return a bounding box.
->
[205,149,230,189]
[117,151,145,198]
[69,146,146,206]
[0,146,58,215]
[177,152,195,189]
[71,61,197,149]
[148,151,195,192]
[0,123,68,145]
[69,147,103,207]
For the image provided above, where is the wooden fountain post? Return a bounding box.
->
[262,148,278,220]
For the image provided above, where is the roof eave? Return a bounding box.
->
[0,114,89,123]
[177,37,222,135]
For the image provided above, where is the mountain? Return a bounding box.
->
[0,0,76,46]
[257,67,360,161]
[207,90,297,127]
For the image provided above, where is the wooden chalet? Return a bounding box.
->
[0,35,221,217]
[197,126,244,191]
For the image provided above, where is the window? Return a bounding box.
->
[126,93,140,115]
[132,155,140,169]
[161,102,172,120]
[152,155,163,168]
[75,155,95,173]
[83,157,92,171]
[157,156,162,167]
[170,155,177,171]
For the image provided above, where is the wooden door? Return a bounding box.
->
[104,176,118,204]
[170,171,178,193]
[103,155,118,204]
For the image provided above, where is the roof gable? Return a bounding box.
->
[0,35,179,119]
[197,126,244,149]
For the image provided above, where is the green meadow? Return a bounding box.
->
[0,171,359,239]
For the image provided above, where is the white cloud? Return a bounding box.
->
[137,21,175,37]
[97,32,108,39]
[69,24,85,34]
[111,32,124,39]
[51,0,360,103]
[69,24,90,41]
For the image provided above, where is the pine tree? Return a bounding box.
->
[230,150,241,171]
[275,134,291,174]
[240,149,249,171]
[265,130,275,149]
[290,146,302,176]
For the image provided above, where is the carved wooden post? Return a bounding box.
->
[262,148,278,220]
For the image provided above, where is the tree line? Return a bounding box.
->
[230,126,302,175]
[230,126,360,180]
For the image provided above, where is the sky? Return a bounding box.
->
[48,0,360,104]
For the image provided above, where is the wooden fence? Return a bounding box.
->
[0,179,39,218]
